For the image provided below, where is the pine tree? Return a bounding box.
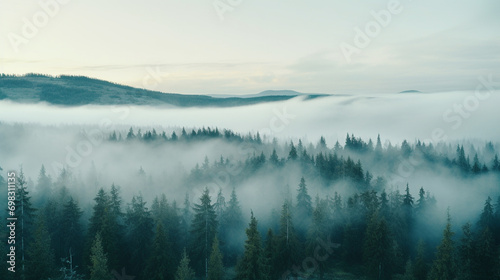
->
[26,217,55,280]
[125,194,154,276]
[288,141,298,160]
[264,229,279,280]
[35,164,52,206]
[236,211,268,280]
[175,249,195,280]
[363,211,392,279]
[270,149,280,166]
[474,227,496,280]
[295,177,312,242]
[60,197,84,269]
[89,233,111,280]
[306,197,329,279]
[478,196,494,232]
[180,193,192,250]
[276,200,301,277]
[429,211,455,280]
[189,187,218,276]
[457,223,474,280]
[144,222,173,280]
[472,154,481,174]
[208,236,224,280]
[492,154,500,171]
[413,240,428,280]
[221,187,244,266]
[14,168,36,278]
[416,187,426,213]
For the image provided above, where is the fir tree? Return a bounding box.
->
[221,187,244,266]
[413,240,428,280]
[429,211,455,280]
[363,211,392,279]
[457,223,474,280]
[208,236,224,280]
[236,211,268,280]
[26,217,55,280]
[60,197,84,269]
[276,200,301,277]
[144,222,173,280]
[295,177,312,242]
[189,187,218,276]
[264,229,279,280]
[125,194,154,276]
[89,233,111,280]
[175,249,195,280]
[288,141,298,160]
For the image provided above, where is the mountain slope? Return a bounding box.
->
[0,74,325,107]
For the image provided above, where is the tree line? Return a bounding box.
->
[1,169,499,280]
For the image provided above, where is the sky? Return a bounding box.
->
[1,0,499,95]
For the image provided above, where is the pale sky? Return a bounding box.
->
[1,0,499,95]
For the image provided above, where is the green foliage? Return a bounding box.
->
[363,211,392,279]
[175,249,195,280]
[236,211,268,280]
[125,194,154,275]
[144,222,173,280]
[89,233,111,280]
[429,212,455,280]
[189,187,218,276]
[26,217,55,280]
[208,236,224,280]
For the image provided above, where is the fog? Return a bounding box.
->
[1,90,499,216]
[1,90,499,144]
[1,90,499,278]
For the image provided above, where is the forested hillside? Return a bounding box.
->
[1,125,500,279]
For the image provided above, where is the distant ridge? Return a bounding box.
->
[0,74,327,107]
[399,90,422,93]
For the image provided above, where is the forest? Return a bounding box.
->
[1,125,500,280]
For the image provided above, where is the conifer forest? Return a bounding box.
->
[1,123,500,280]
[1,2,500,279]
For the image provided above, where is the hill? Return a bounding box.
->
[0,74,326,107]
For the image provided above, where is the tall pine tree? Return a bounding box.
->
[236,211,268,280]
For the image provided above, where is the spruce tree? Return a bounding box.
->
[175,249,195,280]
[89,233,111,280]
[144,222,173,280]
[288,141,298,160]
[189,187,218,276]
[221,187,244,265]
[264,229,279,280]
[125,194,154,276]
[363,211,391,279]
[474,227,496,280]
[26,217,55,280]
[14,168,36,279]
[208,236,224,280]
[429,212,455,280]
[276,199,301,277]
[413,240,428,280]
[60,197,84,269]
[457,223,474,280]
[236,211,268,280]
[295,177,312,242]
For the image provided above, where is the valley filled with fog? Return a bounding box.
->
[1,90,500,280]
